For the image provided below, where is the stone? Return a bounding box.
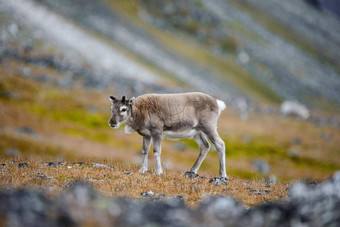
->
[92,163,114,170]
[252,159,270,174]
[209,177,228,185]
[88,178,103,182]
[173,143,186,151]
[0,90,20,100]
[184,171,199,179]
[4,148,21,157]
[265,175,277,187]
[37,172,53,180]
[18,163,29,168]
[280,100,310,119]
[44,161,65,167]
[141,190,155,197]
[21,67,32,78]
[290,137,302,145]
[15,126,36,135]
[123,170,133,176]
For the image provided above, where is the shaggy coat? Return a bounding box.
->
[109,92,227,178]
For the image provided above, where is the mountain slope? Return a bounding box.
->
[2,0,340,110]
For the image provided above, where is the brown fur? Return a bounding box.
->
[130,92,219,133]
[109,92,227,177]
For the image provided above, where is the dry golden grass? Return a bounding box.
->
[0,155,288,207]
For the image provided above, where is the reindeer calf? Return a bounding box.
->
[109,92,227,178]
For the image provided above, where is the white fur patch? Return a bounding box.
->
[120,105,128,111]
[162,129,199,140]
[124,125,135,134]
[216,99,226,114]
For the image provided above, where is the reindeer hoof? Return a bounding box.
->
[155,169,163,175]
[209,177,228,185]
[184,171,199,179]
[138,167,148,174]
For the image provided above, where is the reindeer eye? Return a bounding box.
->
[121,108,127,112]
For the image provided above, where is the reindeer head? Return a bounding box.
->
[108,95,135,129]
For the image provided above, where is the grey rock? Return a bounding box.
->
[123,171,133,176]
[41,185,54,192]
[209,177,228,185]
[320,132,333,141]
[4,148,21,157]
[18,163,29,168]
[15,126,36,135]
[249,189,271,195]
[141,190,155,197]
[34,74,51,83]
[288,148,301,159]
[75,162,85,166]
[265,175,277,187]
[242,135,251,144]
[280,100,310,119]
[252,159,270,174]
[21,67,32,78]
[37,172,53,180]
[88,178,103,182]
[44,161,65,167]
[173,143,186,151]
[92,163,114,170]
[290,137,302,145]
[0,90,20,100]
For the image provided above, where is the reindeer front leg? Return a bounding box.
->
[139,136,151,174]
[152,134,163,175]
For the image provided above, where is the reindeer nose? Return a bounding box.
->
[109,119,117,127]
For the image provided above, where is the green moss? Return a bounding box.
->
[52,110,108,128]
[62,127,110,143]
[28,104,48,116]
[58,174,73,182]
[290,155,339,172]
[26,101,109,130]
[229,169,263,180]
[0,133,73,158]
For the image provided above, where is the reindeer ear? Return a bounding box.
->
[129,97,135,105]
[109,96,116,104]
[122,96,126,103]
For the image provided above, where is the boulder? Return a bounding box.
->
[280,100,310,119]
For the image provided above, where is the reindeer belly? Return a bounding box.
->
[162,129,199,140]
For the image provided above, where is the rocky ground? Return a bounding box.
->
[0,171,339,226]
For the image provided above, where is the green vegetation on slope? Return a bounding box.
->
[104,0,282,104]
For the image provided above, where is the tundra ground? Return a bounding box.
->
[1,58,340,207]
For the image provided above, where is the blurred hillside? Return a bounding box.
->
[2,0,340,111]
